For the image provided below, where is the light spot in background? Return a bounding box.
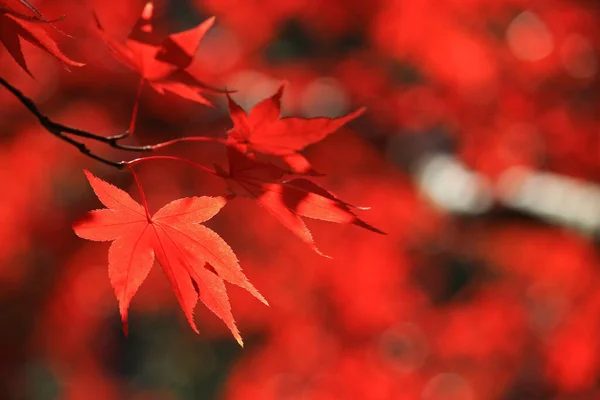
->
[422,373,473,400]
[498,167,600,235]
[226,70,281,111]
[507,12,554,61]
[416,154,493,215]
[560,34,598,79]
[301,78,349,117]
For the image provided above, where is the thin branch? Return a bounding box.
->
[125,156,218,176]
[1,77,227,150]
[0,77,226,172]
[149,136,229,150]
[126,165,152,221]
[58,133,124,168]
[0,77,124,168]
[127,76,145,137]
[0,77,161,154]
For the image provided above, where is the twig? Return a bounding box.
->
[0,77,123,168]
[126,76,145,138]
[0,77,227,172]
[0,77,227,149]
[126,156,218,176]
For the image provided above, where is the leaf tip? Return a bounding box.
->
[190,321,200,334]
[247,285,269,307]
[82,169,102,189]
[235,334,244,347]
[258,294,269,307]
[205,16,217,27]
[82,169,94,181]
[314,246,332,259]
[348,106,367,121]
[353,218,386,235]
[272,81,287,102]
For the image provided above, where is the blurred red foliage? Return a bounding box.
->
[1,0,599,399]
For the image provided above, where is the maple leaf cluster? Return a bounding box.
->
[0,1,381,345]
[94,1,226,107]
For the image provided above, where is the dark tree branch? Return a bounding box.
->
[0,77,226,171]
[0,77,154,151]
[0,77,125,168]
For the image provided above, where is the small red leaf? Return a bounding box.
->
[156,16,215,69]
[95,1,226,105]
[227,85,366,173]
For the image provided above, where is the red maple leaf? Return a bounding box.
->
[73,170,267,346]
[95,1,226,106]
[216,143,384,256]
[227,84,366,173]
[0,0,83,75]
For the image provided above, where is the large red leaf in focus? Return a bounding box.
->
[227,84,366,173]
[95,1,226,105]
[73,171,267,346]
[216,143,384,256]
[0,0,83,75]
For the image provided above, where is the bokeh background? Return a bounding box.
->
[1,0,599,399]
